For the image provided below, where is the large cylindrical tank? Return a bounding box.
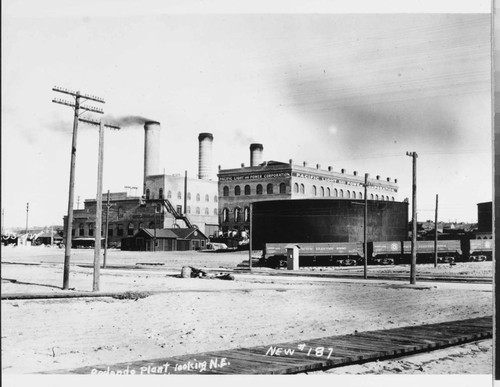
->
[250,143,263,167]
[198,133,214,180]
[144,121,161,183]
[251,199,409,250]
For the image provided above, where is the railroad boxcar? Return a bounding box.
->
[401,240,461,264]
[468,239,492,261]
[264,242,364,267]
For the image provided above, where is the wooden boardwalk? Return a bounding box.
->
[55,316,491,375]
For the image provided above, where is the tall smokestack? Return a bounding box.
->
[250,143,263,167]
[198,133,214,180]
[144,121,161,190]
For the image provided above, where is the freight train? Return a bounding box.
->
[261,238,492,268]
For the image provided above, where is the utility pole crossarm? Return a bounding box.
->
[78,117,120,130]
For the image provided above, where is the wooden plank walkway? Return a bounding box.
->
[52,316,492,375]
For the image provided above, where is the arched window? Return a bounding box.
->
[375,194,379,200]
[320,187,324,197]
[359,192,363,199]
[370,194,374,200]
[257,184,263,195]
[234,208,241,222]
[188,192,192,200]
[244,207,250,222]
[381,196,385,201]
[279,183,286,194]
[334,188,338,197]
[196,207,200,214]
[146,189,150,200]
[391,196,395,201]
[223,186,229,197]
[300,184,305,194]
[267,184,273,194]
[235,186,241,196]
[327,187,331,197]
[88,223,94,237]
[222,208,229,222]
[213,208,218,215]
[167,190,172,199]
[117,207,123,218]
[347,190,351,198]
[159,188,164,199]
[205,194,209,202]
[214,195,218,202]
[187,206,191,214]
[294,183,299,193]
[352,191,356,199]
[340,189,344,198]
[196,193,200,201]
[205,207,209,215]
[244,185,251,195]
[128,222,134,236]
[313,185,317,196]
[178,191,182,199]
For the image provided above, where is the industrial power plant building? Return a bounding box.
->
[217,143,400,234]
[67,122,218,248]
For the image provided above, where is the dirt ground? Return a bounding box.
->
[1,246,494,377]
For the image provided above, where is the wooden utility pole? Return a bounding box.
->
[92,121,105,291]
[406,151,418,284]
[103,190,111,269]
[52,86,105,290]
[434,194,439,268]
[184,171,188,215]
[76,117,119,289]
[25,202,29,235]
[249,202,253,271]
[363,174,368,279]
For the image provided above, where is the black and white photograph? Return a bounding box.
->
[1,0,495,385]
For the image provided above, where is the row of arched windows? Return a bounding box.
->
[292,183,394,201]
[145,188,217,203]
[223,183,287,197]
[221,207,250,223]
[186,207,218,215]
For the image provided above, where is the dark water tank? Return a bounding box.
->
[251,199,408,250]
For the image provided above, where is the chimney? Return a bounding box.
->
[250,143,264,167]
[144,121,161,190]
[198,133,214,180]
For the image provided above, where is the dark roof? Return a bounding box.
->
[137,228,208,240]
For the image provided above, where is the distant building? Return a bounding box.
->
[122,228,209,251]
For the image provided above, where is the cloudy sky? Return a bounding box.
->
[2,0,492,228]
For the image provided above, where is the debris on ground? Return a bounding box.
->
[181,266,234,280]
